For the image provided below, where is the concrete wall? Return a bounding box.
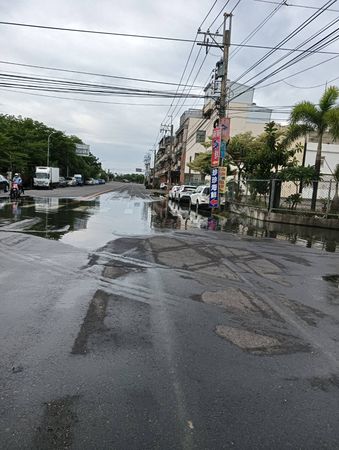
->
[229,202,339,230]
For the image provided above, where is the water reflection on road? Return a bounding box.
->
[155,200,339,253]
[0,194,338,252]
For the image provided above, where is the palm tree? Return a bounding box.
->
[290,86,339,210]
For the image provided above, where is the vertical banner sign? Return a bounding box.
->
[211,127,221,167]
[209,167,219,208]
[218,167,227,194]
[220,118,231,159]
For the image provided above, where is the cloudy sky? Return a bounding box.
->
[0,0,338,173]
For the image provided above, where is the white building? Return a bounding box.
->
[178,80,272,184]
[305,133,339,177]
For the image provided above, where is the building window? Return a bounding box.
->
[196,130,206,143]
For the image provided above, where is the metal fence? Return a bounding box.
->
[226,178,339,216]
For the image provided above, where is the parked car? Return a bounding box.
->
[168,185,180,200]
[0,175,9,192]
[59,176,67,187]
[85,178,95,185]
[99,179,106,184]
[160,182,167,190]
[66,176,77,186]
[189,185,210,209]
[177,185,196,203]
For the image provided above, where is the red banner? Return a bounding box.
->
[211,127,221,167]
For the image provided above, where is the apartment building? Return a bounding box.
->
[178,81,272,184]
[154,80,273,185]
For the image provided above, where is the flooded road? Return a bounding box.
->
[0,193,338,252]
[2,183,339,449]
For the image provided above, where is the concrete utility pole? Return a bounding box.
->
[219,13,232,119]
[160,116,173,186]
[169,115,174,186]
[198,14,232,211]
[197,14,232,120]
[151,148,156,188]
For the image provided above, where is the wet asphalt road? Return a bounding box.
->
[1,183,339,449]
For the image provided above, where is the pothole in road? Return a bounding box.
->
[202,288,264,313]
[200,287,281,320]
[215,326,280,354]
[308,374,339,392]
[215,325,310,355]
[34,395,78,450]
[102,262,145,279]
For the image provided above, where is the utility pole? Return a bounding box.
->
[169,115,174,187]
[151,148,156,188]
[197,13,232,119]
[198,14,232,211]
[160,116,173,186]
[219,13,232,119]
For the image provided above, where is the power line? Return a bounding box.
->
[254,0,339,13]
[256,53,339,89]
[229,24,339,102]
[232,0,337,85]
[207,0,231,30]
[0,60,203,88]
[230,0,286,60]
[165,1,232,125]
[240,13,339,87]
[231,0,242,13]
[151,0,219,153]
[0,20,338,55]
[282,75,339,89]
[0,87,202,106]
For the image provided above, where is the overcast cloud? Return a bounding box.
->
[0,0,338,173]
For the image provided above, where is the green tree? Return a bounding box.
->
[226,132,258,187]
[187,151,212,177]
[290,85,339,210]
[0,114,104,182]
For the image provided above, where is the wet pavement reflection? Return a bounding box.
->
[0,194,338,252]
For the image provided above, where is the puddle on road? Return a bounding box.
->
[0,195,338,252]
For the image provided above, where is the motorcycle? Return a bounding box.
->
[10,182,21,200]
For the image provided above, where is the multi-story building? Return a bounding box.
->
[303,132,339,177]
[154,80,273,185]
[178,81,272,184]
[154,135,174,185]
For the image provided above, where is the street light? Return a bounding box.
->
[47,131,57,166]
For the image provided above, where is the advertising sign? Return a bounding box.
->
[75,144,90,157]
[209,167,219,208]
[220,118,230,160]
[220,117,231,141]
[211,127,221,167]
[218,167,227,194]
